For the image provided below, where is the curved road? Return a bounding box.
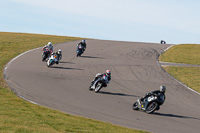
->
[5,40,200,133]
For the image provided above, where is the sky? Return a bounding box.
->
[1,0,200,44]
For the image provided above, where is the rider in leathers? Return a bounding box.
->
[43,42,54,52]
[51,49,62,64]
[77,40,87,51]
[140,86,166,103]
[90,70,111,87]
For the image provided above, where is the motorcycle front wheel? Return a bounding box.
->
[42,53,46,61]
[132,101,139,110]
[47,60,50,67]
[94,82,102,93]
[146,102,158,114]
[47,60,52,67]
[89,84,93,91]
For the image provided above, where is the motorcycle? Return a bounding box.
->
[89,74,108,93]
[47,54,58,67]
[42,48,51,62]
[132,93,165,114]
[76,45,84,57]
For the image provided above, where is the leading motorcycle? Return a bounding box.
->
[42,47,51,62]
[76,45,84,57]
[132,93,165,114]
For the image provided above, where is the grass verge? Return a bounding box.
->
[163,66,200,93]
[159,44,200,65]
[160,44,200,93]
[0,32,148,133]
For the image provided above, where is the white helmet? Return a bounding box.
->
[48,42,52,46]
[82,40,85,43]
[160,86,166,93]
[58,49,62,54]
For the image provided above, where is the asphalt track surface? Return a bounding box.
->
[5,40,200,133]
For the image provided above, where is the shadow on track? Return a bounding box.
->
[59,61,75,64]
[98,91,139,97]
[153,112,200,120]
[50,66,83,70]
[80,55,105,59]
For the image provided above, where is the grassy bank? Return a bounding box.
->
[159,44,200,65]
[0,32,148,133]
[160,44,200,93]
[163,66,200,92]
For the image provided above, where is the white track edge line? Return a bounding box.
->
[4,47,41,105]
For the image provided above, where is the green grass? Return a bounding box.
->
[0,32,148,133]
[159,44,200,65]
[160,44,200,93]
[163,66,200,93]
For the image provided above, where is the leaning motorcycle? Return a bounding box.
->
[132,93,165,114]
[76,45,84,57]
[47,54,58,67]
[89,74,108,93]
[42,48,51,62]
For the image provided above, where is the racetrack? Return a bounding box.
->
[5,39,200,133]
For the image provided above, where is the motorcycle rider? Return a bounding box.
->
[140,86,166,103]
[90,70,111,87]
[77,40,87,51]
[43,42,54,52]
[51,49,62,64]
[160,40,166,44]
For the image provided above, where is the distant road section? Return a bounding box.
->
[5,40,200,133]
[160,62,200,67]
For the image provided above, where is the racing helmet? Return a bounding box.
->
[58,49,62,54]
[160,86,166,93]
[48,42,52,46]
[81,40,85,43]
[106,70,111,76]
